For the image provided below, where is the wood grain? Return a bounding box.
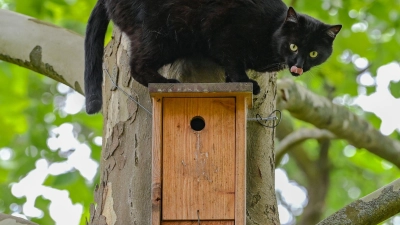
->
[149,83,252,108]
[162,98,236,220]
[148,83,252,95]
[235,96,247,224]
[162,221,234,225]
[152,97,163,225]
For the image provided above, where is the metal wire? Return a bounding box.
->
[103,65,282,128]
[103,65,153,115]
[248,109,282,128]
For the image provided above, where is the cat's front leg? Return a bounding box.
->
[129,60,180,86]
[224,66,260,95]
[128,38,180,86]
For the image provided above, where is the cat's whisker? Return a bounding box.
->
[84,0,341,114]
[301,67,321,82]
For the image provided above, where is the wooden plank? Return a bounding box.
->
[235,96,247,225]
[152,97,163,225]
[149,83,252,94]
[162,221,234,225]
[162,98,236,220]
[149,83,253,108]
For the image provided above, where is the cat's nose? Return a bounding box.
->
[290,66,303,75]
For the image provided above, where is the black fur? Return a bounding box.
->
[84,0,341,114]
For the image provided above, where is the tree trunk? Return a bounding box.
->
[245,71,280,224]
[88,29,279,224]
[2,10,400,225]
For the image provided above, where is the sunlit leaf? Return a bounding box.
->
[389,81,400,98]
[1,0,400,224]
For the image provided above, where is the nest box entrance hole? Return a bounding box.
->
[149,83,252,225]
[190,116,205,131]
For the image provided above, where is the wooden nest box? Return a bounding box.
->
[150,83,252,225]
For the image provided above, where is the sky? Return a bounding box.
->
[355,62,400,135]
[4,61,400,224]
[0,0,399,223]
[7,84,99,225]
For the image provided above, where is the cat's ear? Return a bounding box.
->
[285,7,298,24]
[326,25,342,38]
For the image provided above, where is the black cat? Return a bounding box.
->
[84,0,341,114]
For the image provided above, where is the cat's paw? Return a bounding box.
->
[167,79,180,83]
[250,80,260,95]
[86,96,102,114]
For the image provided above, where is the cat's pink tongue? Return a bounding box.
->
[290,66,303,75]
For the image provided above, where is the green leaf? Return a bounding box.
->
[389,81,400,98]
[45,171,79,187]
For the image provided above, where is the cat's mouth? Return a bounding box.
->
[290,66,303,76]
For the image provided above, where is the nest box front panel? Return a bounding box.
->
[162,97,236,221]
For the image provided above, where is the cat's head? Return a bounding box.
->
[275,7,341,76]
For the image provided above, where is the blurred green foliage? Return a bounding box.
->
[0,0,399,224]
[0,0,101,224]
[280,0,400,223]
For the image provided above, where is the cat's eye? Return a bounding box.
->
[289,44,298,52]
[310,51,318,58]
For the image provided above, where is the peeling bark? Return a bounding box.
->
[2,9,399,225]
[3,9,399,169]
[245,71,280,225]
[86,28,279,224]
[167,45,280,225]
[0,10,278,224]
[277,78,400,168]
[88,30,153,225]
[0,9,84,94]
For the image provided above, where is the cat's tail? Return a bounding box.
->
[84,0,109,114]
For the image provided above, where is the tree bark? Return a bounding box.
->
[88,28,279,224]
[0,9,84,94]
[245,71,280,224]
[317,178,400,225]
[2,9,399,225]
[87,29,153,224]
[166,60,281,223]
[1,9,399,170]
[0,214,38,225]
[277,78,400,168]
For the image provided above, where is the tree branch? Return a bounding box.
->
[301,138,330,225]
[0,213,38,225]
[277,78,400,168]
[0,9,84,94]
[276,116,333,225]
[3,9,398,170]
[275,128,336,165]
[275,115,316,180]
[2,8,399,225]
[317,178,400,225]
